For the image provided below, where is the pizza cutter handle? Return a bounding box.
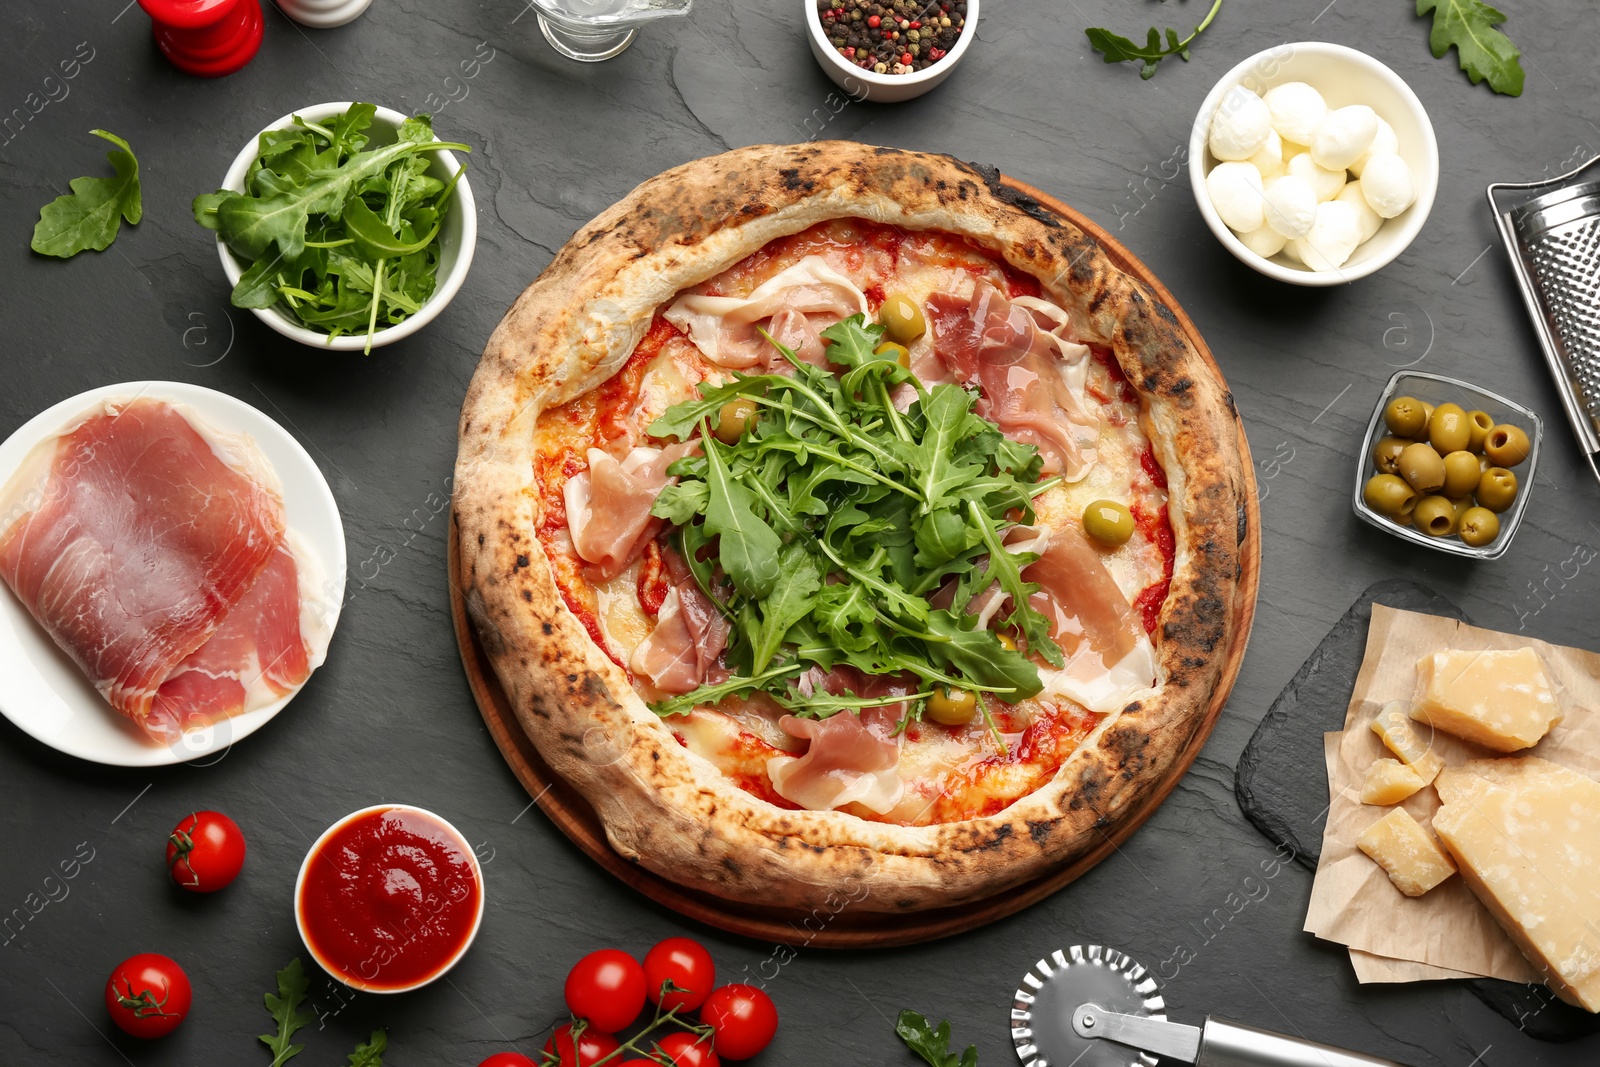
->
[1198,1017,1414,1067]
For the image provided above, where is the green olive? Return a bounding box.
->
[1484,423,1531,467]
[1396,442,1446,495]
[1082,499,1135,547]
[1476,467,1519,513]
[1466,410,1495,453]
[996,633,1018,652]
[1383,396,1428,437]
[714,397,758,444]
[1428,403,1471,454]
[926,686,977,726]
[879,293,927,345]
[1420,400,1436,425]
[1458,506,1501,547]
[1413,495,1458,537]
[1372,435,1410,475]
[1363,474,1417,519]
[1440,450,1482,498]
[874,340,911,369]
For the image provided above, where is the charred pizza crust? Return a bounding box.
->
[454,142,1246,912]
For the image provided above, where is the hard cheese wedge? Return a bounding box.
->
[1356,807,1457,898]
[1433,757,1600,1012]
[1370,702,1444,784]
[1412,647,1561,752]
[1360,758,1426,804]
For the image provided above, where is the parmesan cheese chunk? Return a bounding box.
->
[1356,808,1457,897]
[1412,648,1561,752]
[1370,701,1444,784]
[1433,758,1600,1012]
[1360,758,1426,805]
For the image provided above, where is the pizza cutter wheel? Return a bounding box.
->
[1011,945,1413,1067]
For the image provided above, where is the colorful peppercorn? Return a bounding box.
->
[816,0,967,74]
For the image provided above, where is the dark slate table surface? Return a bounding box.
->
[3,1,1598,1064]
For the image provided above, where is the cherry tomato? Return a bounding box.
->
[643,937,716,1012]
[477,1055,538,1067]
[543,1023,619,1067]
[655,1031,721,1067]
[104,954,191,1039]
[701,985,777,1060]
[165,810,246,892]
[564,949,646,1033]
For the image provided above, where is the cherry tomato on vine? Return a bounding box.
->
[655,1031,721,1067]
[564,949,646,1033]
[643,937,716,1012]
[543,1023,619,1067]
[477,1054,538,1067]
[104,954,191,1039]
[701,985,777,1060]
[165,810,246,892]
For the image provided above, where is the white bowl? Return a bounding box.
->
[1188,42,1439,286]
[215,102,476,350]
[294,804,485,993]
[804,0,978,104]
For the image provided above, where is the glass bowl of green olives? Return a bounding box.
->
[1353,371,1542,559]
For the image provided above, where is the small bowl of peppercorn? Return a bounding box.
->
[806,0,976,103]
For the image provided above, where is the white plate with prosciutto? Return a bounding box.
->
[0,382,345,766]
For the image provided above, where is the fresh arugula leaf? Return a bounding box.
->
[259,959,314,1067]
[1085,0,1223,80]
[700,429,783,599]
[31,130,141,258]
[747,542,823,673]
[1416,0,1524,96]
[346,1029,387,1067]
[819,313,888,366]
[895,1010,978,1067]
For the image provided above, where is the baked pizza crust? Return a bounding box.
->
[454,142,1247,912]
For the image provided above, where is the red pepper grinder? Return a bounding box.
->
[137,0,264,78]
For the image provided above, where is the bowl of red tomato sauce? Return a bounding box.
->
[294,804,484,993]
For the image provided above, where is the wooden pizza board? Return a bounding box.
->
[447,177,1261,948]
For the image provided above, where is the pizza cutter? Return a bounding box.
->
[1011,945,1412,1067]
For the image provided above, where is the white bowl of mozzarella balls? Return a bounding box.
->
[1189,42,1439,285]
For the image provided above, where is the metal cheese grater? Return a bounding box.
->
[1489,155,1600,486]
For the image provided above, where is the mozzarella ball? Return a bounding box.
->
[1337,182,1384,243]
[1237,224,1288,259]
[1287,152,1346,202]
[1206,161,1266,233]
[1296,201,1363,271]
[1263,82,1328,145]
[1350,117,1398,178]
[1262,175,1318,238]
[1248,128,1286,181]
[1280,238,1306,266]
[1309,105,1379,171]
[1209,86,1273,161]
[1282,140,1309,164]
[1360,153,1416,218]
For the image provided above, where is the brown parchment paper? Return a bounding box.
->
[1304,604,1600,985]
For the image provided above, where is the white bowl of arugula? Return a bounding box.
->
[197,102,476,353]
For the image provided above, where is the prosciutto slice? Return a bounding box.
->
[0,399,320,743]
[767,710,904,814]
[926,281,1099,480]
[564,441,697,581]
[665,256,869,368]
[630,545,729,693]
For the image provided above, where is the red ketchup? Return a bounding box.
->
[297,806,482,991]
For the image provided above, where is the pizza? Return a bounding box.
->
[455,142,1248,912]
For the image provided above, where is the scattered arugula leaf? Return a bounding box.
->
[1085,0,1223,80]
[1416,0,1524,96]
[260,959,314,1067]
[31,130,142,258]
[646,315,1061,725]
[895,1010,978,1067]
[193,104,471,352]
[346,1029,387,1066]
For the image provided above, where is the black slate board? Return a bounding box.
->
[1234,579,1600,1041]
